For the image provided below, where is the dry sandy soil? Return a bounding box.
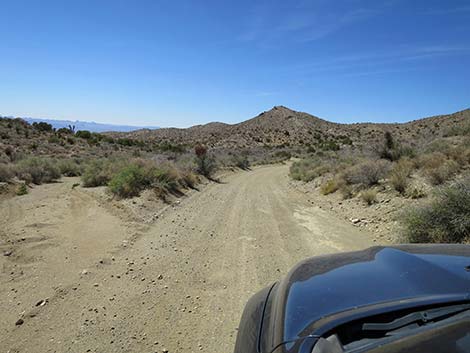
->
[1,164,379,353]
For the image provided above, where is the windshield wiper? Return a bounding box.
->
[362,303,470,332]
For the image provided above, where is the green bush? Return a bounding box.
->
[108,165,148,198]
[16,157,61,184]
[48,135,61,144]
[16,183,28,196]
[32,122,53,132]
[75,130,92,139]
[402,177,470,243]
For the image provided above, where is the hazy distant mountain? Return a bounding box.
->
[22,117,159,133]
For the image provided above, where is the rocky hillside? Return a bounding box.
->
[111,106,470,150]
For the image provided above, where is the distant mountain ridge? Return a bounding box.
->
[110,105,470,149]
[21,117,159,133]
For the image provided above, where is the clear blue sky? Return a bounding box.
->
[1,0,469,127]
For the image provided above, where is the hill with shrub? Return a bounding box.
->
[1,106,469,233]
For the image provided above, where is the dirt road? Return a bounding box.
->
[0,164,376,353]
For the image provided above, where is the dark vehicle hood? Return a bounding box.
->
[262,245,470,352]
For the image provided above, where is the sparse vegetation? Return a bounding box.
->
[16,183,28,196]
[108,165,148,198]
[343,160,390,187]
[57,159,82,177]
[406,185,427,199]
[360,189,377,205]
[194,144,217,178]
[0,163,13,182]
[389,159,413,194]
[402,177,470,243]
[16,157,61,184]
[320,179,340,195]
[232,152,250,170]
[423,159,460,185]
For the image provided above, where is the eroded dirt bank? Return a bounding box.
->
[1,165,377,353]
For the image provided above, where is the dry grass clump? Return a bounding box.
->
[360,189,378,205]
[320,179,341,195]
[423,159,460,186]
[406,185,427,199]
[389,159,414,194]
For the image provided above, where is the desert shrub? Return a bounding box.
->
[0,163,13,182]
[320,179,340,195]
[194,144,217,177]
[274,150,292,160]
[57,127,73,135]
[444,122,470,137]
[402,177,470,243]
[16,157,61,184]
[320,140,340,151]
[4,146,16,162]
[32,122,53,132]
[343,160,390,187]
[414,152,446,170]
[389,159,413,194]
[16,183,28,196]
[424,159,460,185]
[75,130,92,139]
[48,135,61,144]
[446,145,470,166]
[377,131,414,161]
[360,189,378,205]
[232,153,250,170]
[340,184,354,199]
[81,160,111,187]
[180,169,198,189]
[152,167,180,192]
[290,158,332,182]
[57,159,82,176]
[108,165,148,198]
[158,142,186,153]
